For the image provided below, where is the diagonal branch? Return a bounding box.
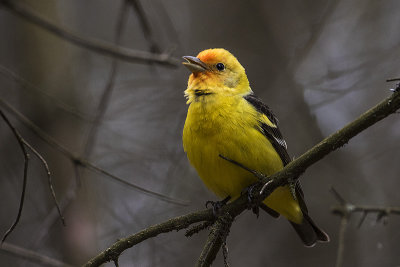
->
[0,64,91,121]
[83,88,400,266]
[0,0,180,66]
[0,242,76,267]
[0,98,189,206]
[259,88,400,198]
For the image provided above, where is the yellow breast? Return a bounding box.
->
[183,94,302,223]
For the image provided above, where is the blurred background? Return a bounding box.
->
[1,0,399,266]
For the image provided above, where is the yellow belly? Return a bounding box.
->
[183,97,302,223]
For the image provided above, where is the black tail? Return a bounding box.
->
[289,212,329,247]
[259,181,329,246]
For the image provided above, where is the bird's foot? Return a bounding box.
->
[206,196,231,217]
[242,183,261,217]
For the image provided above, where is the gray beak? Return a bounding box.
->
[182,56,209,73]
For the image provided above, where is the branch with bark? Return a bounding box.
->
[0,98,188,206]
[0,109,64,243]
[330,188,400,267]
[0,0,180,66]
[0,242,75,267]
[83,87,400,266]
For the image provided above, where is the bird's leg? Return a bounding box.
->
[205,196,231,216]
[241,183,261,217]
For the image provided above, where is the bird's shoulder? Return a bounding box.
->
[243,92,307,210]
[243,93,279,126]
[242,93,290,165]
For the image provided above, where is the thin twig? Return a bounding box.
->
[185,221,214,237]
[83,90,400,266]
[22,141,65,226]
[386,78,400,82]
[330,189,400,267]
[330,187,347,205]
[0,242,76,267]
[222,241,230,267]
[1,110,65,243]
[127,0,161,53]
[82,0,128,157]
[335,215,348,267]
[0,64,91,122]
[29,178,77,250]
[0,98,189,206]
[0,109,29,243]
[331,188,400,223]
[0,1,179,66]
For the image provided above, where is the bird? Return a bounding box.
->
[181,48,329,246]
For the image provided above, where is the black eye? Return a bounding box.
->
[216,63,225,71]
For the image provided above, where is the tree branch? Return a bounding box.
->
[0,109,29,243]
[21,140,65,226]
[330,188,400,267]
[82,0,128,158]
[127,0,161,53]
[259,88,400,198]
[83,209,215,267]
[195,213,233,267]
[0,98,189,206]
[0,0,180,66]
[0,242,76,267]
[82,89,400,266]
[0,64,91,121]
[0,109,65,243]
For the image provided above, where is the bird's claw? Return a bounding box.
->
[242,184,261,217]
[205,196,231,216]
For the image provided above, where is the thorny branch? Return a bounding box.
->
[84,89,400,266]
[330,188,400,267]
[0,0,180,66]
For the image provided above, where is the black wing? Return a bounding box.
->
[243,93,291,165]
[244,93,330,245]
[243,93,306,211]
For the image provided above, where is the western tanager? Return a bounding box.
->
[182,48,329,246]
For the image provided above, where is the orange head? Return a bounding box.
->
[183,48,250,102]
